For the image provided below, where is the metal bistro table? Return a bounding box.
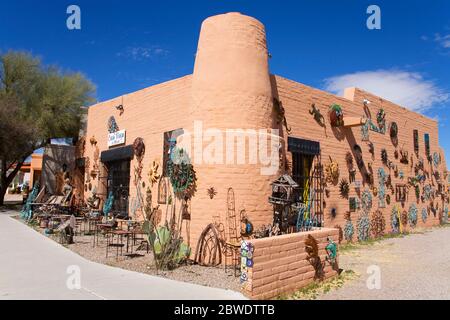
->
[93,223,114,248]
[106,229,129,260]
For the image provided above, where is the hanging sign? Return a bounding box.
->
[108,129,126,147]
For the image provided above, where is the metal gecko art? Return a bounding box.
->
[309,103,326,127]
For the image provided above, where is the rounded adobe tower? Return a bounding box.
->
[186,13,278,247]
[191,12,273,128]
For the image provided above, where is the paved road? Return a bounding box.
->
[318,225,450,300]
[0,212,245,300]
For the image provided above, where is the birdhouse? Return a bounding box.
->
[268,174,299,206]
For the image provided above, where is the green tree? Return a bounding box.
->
[0,51,96,205]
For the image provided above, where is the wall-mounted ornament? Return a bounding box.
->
[345,152,354,168]
[378,168,387,208]
[433,152,441,167]
[370,210,386,238]
[115,104,124,116]
[394,165,399,178]
[423,184,433,201]
[413,129,419,156]
[415,185,420,201]
[309,103,326,127]
[361,121,370,141]
[394,149,399,159]
[401,210,408,226]
[400,149,409,164]
[357,213,370,241]
[148,160,161,187]
[344,219,354,242]
[107,116,119,134]
[89,136,97,146]
[338,179,349,199]
[349,169,356,183]
[381,149,388,165]
[273,98,292,135]
[349,197,359,212]
[168,148,197,199]
[329,104,344,127]
[408,204,418,228]
[390,122,398,139]
[207,187,218,199]
[325,156,340,184]
[157,177,168,204]
[368,142,375,159]
[421,207,427,223]
[372,187,378,196]
[361,189,372,211]
[395,184,407,202]
[376,108,386,131]
[391,206,401,234]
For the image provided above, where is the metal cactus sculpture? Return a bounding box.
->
[103,191,114,216]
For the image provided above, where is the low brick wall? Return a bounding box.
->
[240,228,339,300]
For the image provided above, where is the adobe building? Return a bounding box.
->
[83,12,449,258]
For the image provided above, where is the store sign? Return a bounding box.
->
[108,130,126,147]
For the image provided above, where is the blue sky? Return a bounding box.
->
[1,0,449,160]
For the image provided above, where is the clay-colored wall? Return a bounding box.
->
[242,228,339,300]
[274,76,447,237]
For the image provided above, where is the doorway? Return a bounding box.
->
[105,159,130,218]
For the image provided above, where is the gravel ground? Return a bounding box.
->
[16,218,241,292]
[317,225,450,300]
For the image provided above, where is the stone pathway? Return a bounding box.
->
[317,226,450,300]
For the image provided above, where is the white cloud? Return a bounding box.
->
[117,46,169,61]
[323,69,448,112]
[434,33,450,49]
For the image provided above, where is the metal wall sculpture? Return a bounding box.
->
[408,203,418,228]
[107,116,119,133]
[378,168,387,208]
[370,210,386,238]
[329,104,344,127]
[413,129,419,155]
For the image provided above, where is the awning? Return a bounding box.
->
[287,137,320,155]
[100,145,134,163]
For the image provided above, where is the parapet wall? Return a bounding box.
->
[241,228,339,300]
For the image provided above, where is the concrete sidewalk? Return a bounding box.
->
[0,212,246,300]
